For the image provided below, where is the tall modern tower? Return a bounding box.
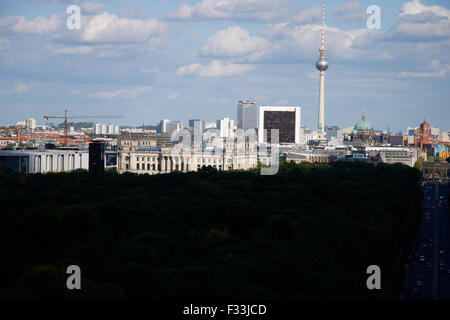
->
[316,0,329,140]
[237,100,258,131]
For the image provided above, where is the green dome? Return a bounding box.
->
[354,112,373,132]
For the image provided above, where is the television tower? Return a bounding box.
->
[316,0,328,140]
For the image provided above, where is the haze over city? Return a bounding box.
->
[0,0,449,132]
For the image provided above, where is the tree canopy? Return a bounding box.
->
[0,161,421,300]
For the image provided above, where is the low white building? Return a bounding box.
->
[366,147,418,167]
[0,149,89,174]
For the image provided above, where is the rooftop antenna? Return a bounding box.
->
[321,0,325,50]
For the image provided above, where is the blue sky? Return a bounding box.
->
[0,0,449,132]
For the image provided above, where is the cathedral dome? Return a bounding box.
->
[354,112,373,132]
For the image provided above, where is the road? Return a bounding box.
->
[404,180,450,300]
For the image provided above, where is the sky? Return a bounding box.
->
[0,0,449,133]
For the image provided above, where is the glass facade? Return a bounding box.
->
[264,111,296,143]
[237,101,257,130]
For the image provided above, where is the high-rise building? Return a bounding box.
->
[325,125,340,139]
[237,100,257,131]
[217,117,234,138]
[157,119,170,133]
[189,119,205,133]
[258,106,301,144]
[101,124,108,135]
[25,118,36,130]
[167,121,185,134]
[94,123,102,135]
[316,0,329,140]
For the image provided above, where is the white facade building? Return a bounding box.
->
[217,117,235,138]
[0,149,89,174]
[117,135,257,174]
[258,106,301,144]
[366,147,418,167]
[26,118,37,130]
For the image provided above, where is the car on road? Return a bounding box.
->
[416,280,423,286]
[440,249,444,255]
[412,287,419,294]
[419,256,425,262]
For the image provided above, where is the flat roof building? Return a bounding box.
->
[258,106,301,144]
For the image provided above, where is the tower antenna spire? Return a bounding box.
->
[315,0,328,140]
[321,0,325,50]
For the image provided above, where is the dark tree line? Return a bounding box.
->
[0,161,422,300]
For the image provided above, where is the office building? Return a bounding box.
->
[189,119,205,133]
[258,106,301,144]
[217,117,234,138]
[237,100,258,131]
[26,118,36,130]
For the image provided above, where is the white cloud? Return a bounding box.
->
[399,0,449,19]
[392,0,450,39]
[138,67,161,75]
[167,0,320,23]
[167,92,179,100]
[0,11,168,47]
[261,23,370,60]
[176,60,255,78]
[202,26,270,61]
[79,12,167,44]
[55,46,92,55]
[0,82,38,94]
[13,83,31,93]
[398,69,449,78]
[398,60,450,78]
[81,2,105,15]
[0,14,61,35]
[89,86,153,99]
[291,7,321,24]
[332,1,363,16]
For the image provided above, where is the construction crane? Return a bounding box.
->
[43,109,124,146]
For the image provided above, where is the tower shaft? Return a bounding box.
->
[318,71,325,138]
[315,0,328,140]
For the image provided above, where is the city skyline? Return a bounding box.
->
[0,0,449,132]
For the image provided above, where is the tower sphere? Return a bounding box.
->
[316,49,329,71]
